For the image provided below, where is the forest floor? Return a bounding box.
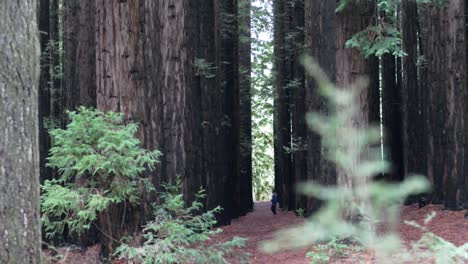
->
[46,202,467,263]
[210,202,468,264]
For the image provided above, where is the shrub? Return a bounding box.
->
[41,107,160,239]
[115,179,248,264]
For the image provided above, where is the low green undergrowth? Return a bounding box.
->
[115,179,248,264]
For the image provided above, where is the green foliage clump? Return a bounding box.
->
[193,58,217,79]
[115,180,248,264]
[339,0,446,58]
[41,107,160,239]
[345,25,406,58]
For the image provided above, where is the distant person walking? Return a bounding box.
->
[271,190,278,215]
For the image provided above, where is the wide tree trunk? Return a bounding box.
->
[423,1,466,209]
[0,0,41,262]
[303,0,337,214]
[335,0,378,218]
[95,0,145,253]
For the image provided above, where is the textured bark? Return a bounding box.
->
[422,1,466,209]
[143,0,245,224]
[0,0,41,262]
[237,0,254,215]
[465,0,468,209]
[303,0,337,214]
[335,0,378,193]
[382,54,404,182]
[184,0,224,215]
[63,0,96,109]
[96,0,144,117]
[95,0,145,253]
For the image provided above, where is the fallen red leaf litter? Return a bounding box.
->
[45,202,467,264]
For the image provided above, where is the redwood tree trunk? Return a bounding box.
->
[95,0,145,253]
[423,1,466,209]
[303,0,337,214]
[237,0,254,215]
[0,0,41,262]
[335,0,378,218]
[273,0,293,210]
[288,0,305,212]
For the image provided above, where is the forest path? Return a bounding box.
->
[212,203,468,264]
[212,202,309,264]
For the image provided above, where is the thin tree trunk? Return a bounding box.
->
[39,0,52,183]
[403,0,427,205]
[288,0,305,212]
[49,0,62,124]
[273,0,293,210]
[0,0,41,262]
[237,0,254,215]
[382,54,404,182]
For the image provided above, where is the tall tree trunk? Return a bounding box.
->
[237,0,254,215]
[144,0,243,225]
[465,0,468,209]
[273,0,293,210]
[287,0,305,212]
[184,0,223,215]
[303,0,337,214]
[39,0,52,183]
[403,0,427,205]
[423,1,466,209]
[335,0,378,218]
[218,0,240,222]
[63,0,96,109]
[0,0,41,262]
[95,0,145,254]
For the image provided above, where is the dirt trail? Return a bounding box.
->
[212,202,309,264]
